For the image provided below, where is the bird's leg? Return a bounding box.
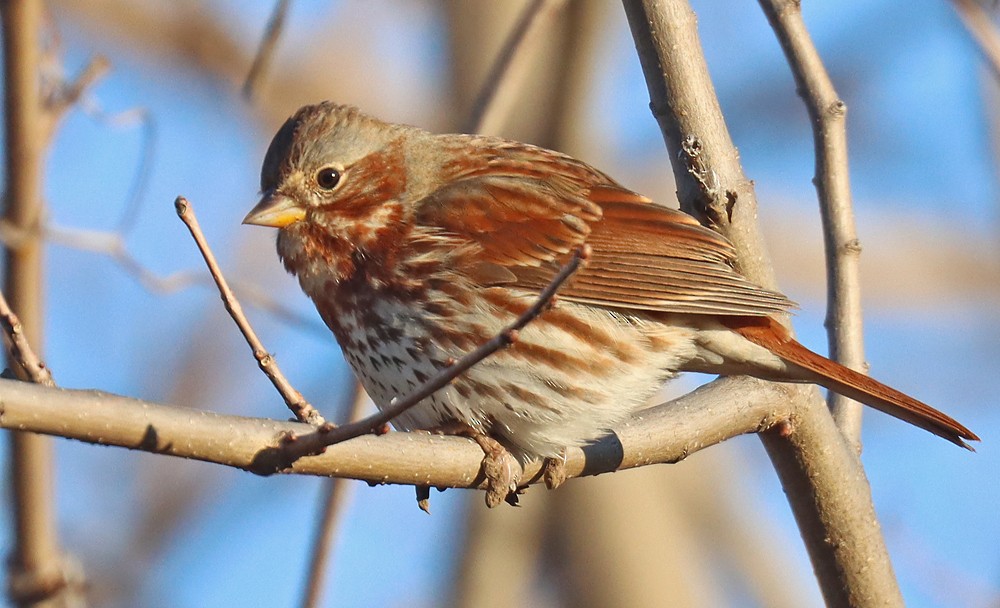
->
[424,420,522,508]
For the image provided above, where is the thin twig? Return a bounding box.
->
[951,0,1000,80]
[759,0,867,450]
[242,0,292,101]
[42,54,110,141]
[67,100,157,236]
[0,290,53,387]
[174,196,325,426]
[278,246,590,463]
[464,0,569,134]
[299,383,368,608]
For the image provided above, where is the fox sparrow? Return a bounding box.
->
[244,102,978,473]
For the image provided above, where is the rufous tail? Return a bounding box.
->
[729,317,979,450]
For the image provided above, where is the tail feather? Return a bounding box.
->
[731,317,980,450]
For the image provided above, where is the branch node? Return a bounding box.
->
[826,99,847,117]
[839,238,862,256]
[174,196,189,217]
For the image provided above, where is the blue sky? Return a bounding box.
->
[1,1,997,606]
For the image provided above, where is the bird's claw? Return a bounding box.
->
[542,451,568,490]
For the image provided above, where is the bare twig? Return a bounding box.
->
[951,0,1000,80]
[621,1,903,605]
[299,384,368,608]
[759,0,867,449]
[41,54,110,141]
[66,100,157,236]
[464,0,569,134]
[174,196,325,426]
[0,290,53,387]
[242,0,292,101]
[277,246,590,464]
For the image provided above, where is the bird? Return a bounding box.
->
[243,101,978,487]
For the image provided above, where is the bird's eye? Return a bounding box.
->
[316,167,341,190]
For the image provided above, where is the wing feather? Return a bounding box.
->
[415,143,794,317]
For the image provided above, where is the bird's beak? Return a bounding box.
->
[242,192,306,228]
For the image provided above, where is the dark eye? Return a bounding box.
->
[316,167,341,190]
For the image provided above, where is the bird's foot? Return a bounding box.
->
[542,449,568,490]
[425,421,522,508]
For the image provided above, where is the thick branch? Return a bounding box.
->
[759,0,867,450]
[0,376,788,487]
[621,0,779,289]
[1,2,74,606]
[621,1,902,605]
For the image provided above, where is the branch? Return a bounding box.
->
[299,384,368,608]
[0,291,53,387]
[174,196,325,426]
[621,1,903,605]
[37,224,328,334]
[0,375,790,486]
[177,197,588,456]
[463,0,569,134]
[759,0,867,449]
[242,0,292,101]
[276,246,590,464]
[41,54,110,142]
[1,1,83,606]
[951,0,1000,80]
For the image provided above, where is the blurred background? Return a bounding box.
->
[1,0,998,606]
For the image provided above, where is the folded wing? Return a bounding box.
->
[416,145,794,317]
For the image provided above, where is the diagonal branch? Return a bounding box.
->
[174,196,325,426]
[759,0,868,451]
[242,0,293,101]
[0,290,53,387]
[177,191,586,466]
[621,1,903,605]
[275,245,590,465]
[463,0,569,134]
[951,0,1000,80]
